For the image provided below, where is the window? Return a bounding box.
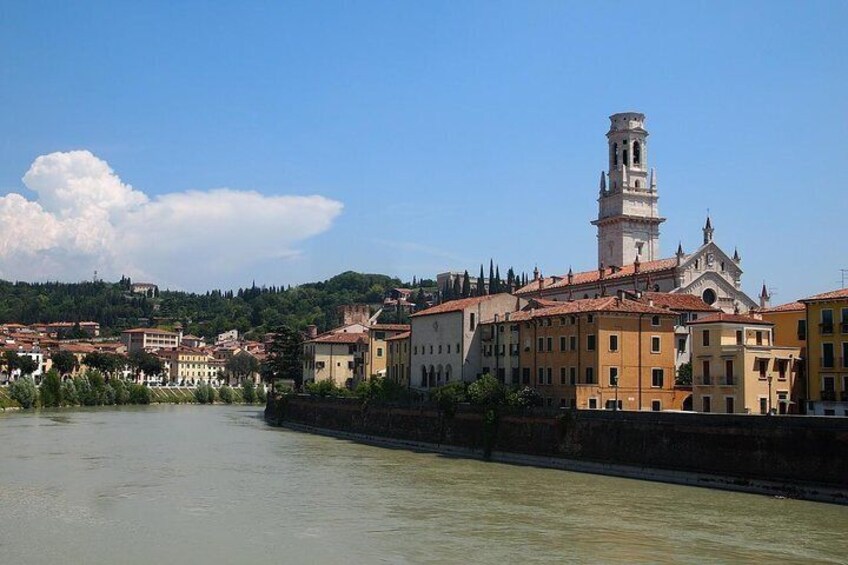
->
[430,345,433,354]
[821,309,834,334]
[538,368,545,385]
[609,334,619,352]
[725,359,734,385]
[725,397,735,414]
[377,347,383,358]
[843,343,848,368]
[736,330,743,345]
[778,360,787,380]
[413,346,418,355]
[677,337,687,353]
[702,288,716,305]
[755,331,763,346]
[438,345,442,354]
[511,368,519,385]
[585,367,595,384]
[823,343,834,368]
[589,398,598,409]
[651,400,661,412]
[537,337,544,352]
[822,375,835,391]
[456,343,460,353]
[469,313,476,331]
[758,359,768,379]
[702,360,711,385]
[547,368,553,385]
[651,315,660,326]
[587,315,594,324]
[759,397,768,415]
[560,336,567,351]
[612,143,618,167]
[587,335,596,351]
[560,367,566,385]
[633,141,641,164]
[651,336,661,353]
[570,336,577,350]
[702,396,711,413]
[547,337,553,352]
[652,368,664,388]
[702,330,710,347]
[609,367,619,386]
[605,399,622,410]
[375,331,386,340]
[569,367,577,385]
[522,368,530,384]
[446,344,450,354]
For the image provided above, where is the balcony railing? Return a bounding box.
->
[724,376,738,386]
[821,390,836,401]
[820,323,834,335]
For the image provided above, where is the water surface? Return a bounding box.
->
[0,405,844,564]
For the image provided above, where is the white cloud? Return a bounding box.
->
[0,150,343,289]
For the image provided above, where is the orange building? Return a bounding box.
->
[511,296,685,411]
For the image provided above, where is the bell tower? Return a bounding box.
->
[591,112,665,269]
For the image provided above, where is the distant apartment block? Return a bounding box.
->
[122,328,181,353]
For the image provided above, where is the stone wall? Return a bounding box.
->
[265,396,848,491]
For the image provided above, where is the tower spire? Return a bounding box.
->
[759,282,770,309]
[599,171,606,194]
[703,215,714,244]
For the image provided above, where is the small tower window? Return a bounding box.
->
[612,143,618,167]
[623,149,628,166]
[633,141,641,164]
[634,180,640,188]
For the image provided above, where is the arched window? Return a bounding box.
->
[612,143,618,167]
[420,366,427,387]
[623,149,628,167]
[633,141,641,164]
[634,180,640,188]
[445,364,452,382]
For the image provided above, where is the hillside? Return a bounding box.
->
[0,272,432,339]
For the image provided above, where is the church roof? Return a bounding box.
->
[757,301,805,313]
[515,257,678,295]
[637,292,719,313]
[502,296,677,322]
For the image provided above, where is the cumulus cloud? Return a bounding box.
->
[0,150,343,289]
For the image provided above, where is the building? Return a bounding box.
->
[302,331,368,387]
[385,331,411,386]
[159,346,218,385]
[216,329,239,345]
[410,293,525,389]
[516,112,756,313]
[121,328,181,353]
[511,296,685,410]
[181,334,205,348]
[366,324,410,378]
[689,313,801,415]
[799,288,848,416]
[131,282,158,296]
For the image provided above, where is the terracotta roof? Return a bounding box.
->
[492,297,678,323]
[385,331,411,341]
[307,332,367,345]
[638,292,719,313]
[687,313,773,326]
[800,288,848,303]
[410,293,517,318]
[516,258,679,295]
[758,301,805,313]
[369,324,411,332]
[122,328,179,336]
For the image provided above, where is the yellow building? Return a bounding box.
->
[689,313,801,414]
[385,331,411,386]
[799,288,848,416]
[513,296,685,411]
[366,324,410,378]
[759,301,806,350]
[302,331,368,388]
[159,346,217,384]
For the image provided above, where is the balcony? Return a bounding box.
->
[820,323,834,335]
[724,376,738,386]
[821,390,836,402]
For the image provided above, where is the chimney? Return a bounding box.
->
[634,255,641,273]
[306,325,318,339]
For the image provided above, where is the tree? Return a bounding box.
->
[39,369,63,407]
[493,265,501,294]
[242,379,257,403]
[17,355,38,378]
[461,271,471,298]
[676,362,692,386]
[467,374,507,407]
[9,377,37,409]
[3,350,21,375]
[226,351,260,385]
[478,264,486,296]
[129,351,163,380]
[51,350,78,376]
[488,259,495,294]
[452,276,461,300]
[265,325,304,389]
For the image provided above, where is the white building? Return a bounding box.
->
[517,112,757,314]
[410,293,525,389]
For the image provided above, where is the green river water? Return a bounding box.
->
[0,405,844,564]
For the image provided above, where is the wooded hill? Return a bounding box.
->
[0,272,434,340]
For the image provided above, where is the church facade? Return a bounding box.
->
[516,112,757,313]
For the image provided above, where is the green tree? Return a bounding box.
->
[242,379,257,403]
[226,351,259,385]
[39,369,63,407]
[461,271,471,298]
[478,264,486,296]
[61,379,78,406]
[128,383,150,404]
[9,377,38,409]
[467,374,507,407]
[110,379,130,405]
[51,350,78,376]
[129,351,163,380]
[676,362,693,386]
[265,325,304,389]
[17,355,39,378]
[218,385,234,404]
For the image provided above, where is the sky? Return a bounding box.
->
[0,1,845,301]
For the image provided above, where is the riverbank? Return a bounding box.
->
[0,384,261,409]
[265,395,848,505]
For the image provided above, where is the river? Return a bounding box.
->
[0,405,844,564]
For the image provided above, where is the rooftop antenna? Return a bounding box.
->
[840,268,848,289]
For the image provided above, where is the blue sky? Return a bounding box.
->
[0,1,845,300]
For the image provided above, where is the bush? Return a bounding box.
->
[305,379,337,397]
[9,377,38,409]
[110,379,130,405]
[355,377,410,403]
[256,385,267,403]
[430,381,466,417]
[39,369,63,408]
[218,385,234,404]
[128,384,150,405]
[509,386,543,409]
[194,383,216,404]
[467,374,507,407]
[74,375,95,406]
[242,380,256,404]
[61,379,78,406]
[87,370,108,405]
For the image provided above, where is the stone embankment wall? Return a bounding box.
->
[266,396,848,493]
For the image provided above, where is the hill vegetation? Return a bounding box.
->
[0,272,434,339]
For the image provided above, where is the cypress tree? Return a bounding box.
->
[461,270,471,298]
[452,276,462,299]
[494,265,501,294]
[488,259,495,294]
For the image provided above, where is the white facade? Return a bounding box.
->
[410,294,524,389]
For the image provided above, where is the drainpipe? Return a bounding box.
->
[638,313,644,410]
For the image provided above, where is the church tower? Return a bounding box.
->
[591,112,665,269]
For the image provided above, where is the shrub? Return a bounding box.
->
[9,377,38,409]
[194,383,216,404]
[39,369,63,408]
[509,386,543,409]
[74,375,95,406]
[87,370,108,405]
[305,379,347,398]
[61,379,78,406]
[128,384,150,405]
[256,385,267,404]
[218,385,234,404]
[431,381,466,417]
[242,380,256,404]
[110,379,130,405]
[467,374,507,407]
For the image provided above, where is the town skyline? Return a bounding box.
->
[1,2,845,300]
